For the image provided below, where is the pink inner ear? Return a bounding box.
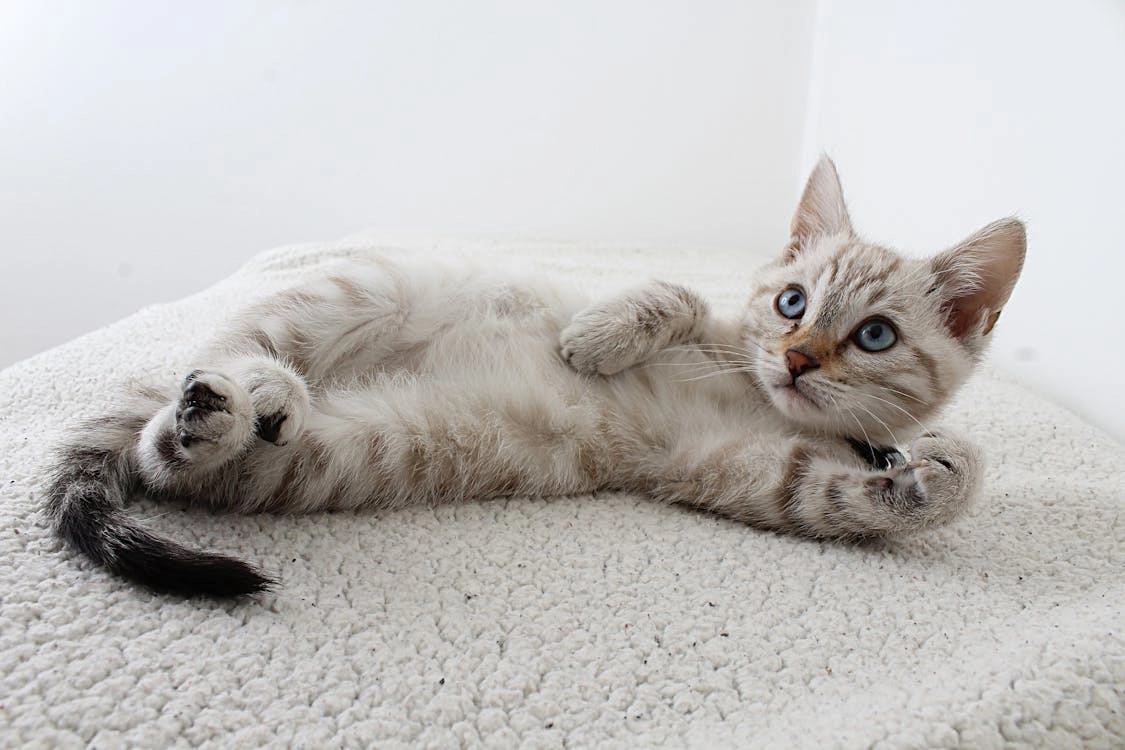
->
[932,218,1026,340]
[943,281,1001,339]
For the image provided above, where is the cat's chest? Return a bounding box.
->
[599,362,782,437]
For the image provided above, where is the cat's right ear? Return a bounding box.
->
[788,156,854,257]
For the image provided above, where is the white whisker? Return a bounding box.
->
[858,391,931,436]
[670,340,770,357]
[876,383,927,405]
[668,349,755,363]
[672,366,757,383]
[850,400,901,446]
[829,393,873,450]
[645,358,745,368]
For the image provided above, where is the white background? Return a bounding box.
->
[0,0,816,362]
[1,0,1121,441]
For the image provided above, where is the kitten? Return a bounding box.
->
[45,158,1025,596]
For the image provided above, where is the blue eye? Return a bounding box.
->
[776,287,806,319]
[853,318,897,352]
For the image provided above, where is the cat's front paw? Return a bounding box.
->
[879,432,984,528]
[910,432,984,517]
[560,309,648,376]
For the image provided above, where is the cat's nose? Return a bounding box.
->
[785,349,819,381]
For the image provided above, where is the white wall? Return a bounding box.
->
[7,1,1117,442]
[0,0,817,368]
[802,0,1125,441]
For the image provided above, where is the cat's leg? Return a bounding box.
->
[135,355,309,493]
[50,356,306,593]
[652,431,984,539]
[560,281,710,375]
[212,259,418,385]
[127,259,415,503]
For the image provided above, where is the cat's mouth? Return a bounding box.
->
[772,380,823,413]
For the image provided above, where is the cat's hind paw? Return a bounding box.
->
[249,376,308,447]
[174,370,255,460]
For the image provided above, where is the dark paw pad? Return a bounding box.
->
[255,412,288,444]
[181,380,227,413]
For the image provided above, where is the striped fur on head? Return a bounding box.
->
[743,156,1026,444]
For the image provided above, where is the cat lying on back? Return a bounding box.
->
[46,158,1026,596]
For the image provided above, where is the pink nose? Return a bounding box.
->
[785,349,819,381]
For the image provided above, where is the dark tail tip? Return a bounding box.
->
[104,534,277,597]
[52,481,274,598]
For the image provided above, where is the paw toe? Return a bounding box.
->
[930,455,955,472]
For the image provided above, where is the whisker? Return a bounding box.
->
[672,366,757,383]
[681,346,756,355]
[850,401,901,446]
[645,362,748,380]
[643,354,755,380]
[829,393,873,451]
[670,340,771,357]
[645,361,743,368]
[875,383,927,405]
[656,351,756,371]
[858,391,931,436]
[668,348,755,362]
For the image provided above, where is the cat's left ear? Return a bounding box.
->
[930,217,1026,341]
[789,156,855,255]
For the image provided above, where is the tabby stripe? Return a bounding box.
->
[247,328,279,357]
[270,458,300,508]
[825,246,847,287]
[776,445,811,529]
[825,475,847,510]
[329,275,368,305]
[909,345,942,397]
[155,428,186,470]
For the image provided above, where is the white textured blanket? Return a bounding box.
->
[1,239,1122,748]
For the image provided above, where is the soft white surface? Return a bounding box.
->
[1,240,1122,748]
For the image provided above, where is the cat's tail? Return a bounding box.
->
[44,442,273,597]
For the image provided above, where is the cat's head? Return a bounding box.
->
[743,156,1025,441]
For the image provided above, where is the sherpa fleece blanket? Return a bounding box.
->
[1,238,1122,749]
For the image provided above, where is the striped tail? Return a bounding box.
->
[44,444,272,597]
